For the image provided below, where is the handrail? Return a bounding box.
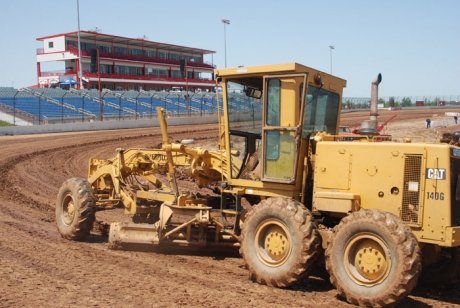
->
[83,71,215,84]
[139,90,199,112]
[21,88,95,116]
[65,45,214,69]
[69,88,137,115]
[102,89,155,111]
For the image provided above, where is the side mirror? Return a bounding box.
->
[245,87,262,99]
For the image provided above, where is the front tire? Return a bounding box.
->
[325,209,421,307]
[239,197,320,287]
[56,178,96,241]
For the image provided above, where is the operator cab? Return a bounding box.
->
[216,63,345,188]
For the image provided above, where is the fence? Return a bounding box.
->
[0,87,236,126]
[0,86,459,126]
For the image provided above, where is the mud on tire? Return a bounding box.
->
[239,197,320,287]
[56,177,96,241]
[325,209,421,307]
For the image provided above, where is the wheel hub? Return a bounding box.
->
[355,241,387,280]
[345,234,391,286]
[266,230,288,257]
[67,201,75,219]
[255,219,291,267]
[62,194,75,226]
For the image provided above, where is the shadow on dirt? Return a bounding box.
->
[409,282,460,307]
[83,230,460,307]
[287,266,460,307]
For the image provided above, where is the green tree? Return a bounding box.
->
[401,97,412,107]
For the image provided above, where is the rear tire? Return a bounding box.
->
[325,209,421,307]
[56,178,96,241]
[239,197,320,287]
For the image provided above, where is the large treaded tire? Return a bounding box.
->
[325,209,421,307]
[56,177,96,241]
[239,197,320,287]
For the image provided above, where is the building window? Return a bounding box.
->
[114,46,128,54]
[157,51,168,59]
[130,48,143,56]
[171,70,182,78]
[145,50,156,58]
[48,41,54,48]
[66,40,76,47]
[98,45,111,53]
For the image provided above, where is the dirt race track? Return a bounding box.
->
[1,108,460,307]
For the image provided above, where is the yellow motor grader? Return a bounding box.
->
[56,62,460,307]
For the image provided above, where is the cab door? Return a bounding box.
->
[261,74,307,183]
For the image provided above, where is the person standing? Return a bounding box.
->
[426,118,431,128]
[454,116,458,124]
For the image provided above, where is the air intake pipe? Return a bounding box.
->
[358,73,382,135]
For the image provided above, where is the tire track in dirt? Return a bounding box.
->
[0,128,218,215]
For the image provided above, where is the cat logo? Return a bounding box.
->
[426,168,446,180]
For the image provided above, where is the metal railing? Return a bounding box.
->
[2,87,458,127]
[0,88,222,126]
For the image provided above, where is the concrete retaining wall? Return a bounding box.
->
[0,114,219,136]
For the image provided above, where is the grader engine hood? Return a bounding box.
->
[313,139,460,247]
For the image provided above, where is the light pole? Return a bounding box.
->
[222,19,230,68]
[329,45,334,74]
[77,0,82,89]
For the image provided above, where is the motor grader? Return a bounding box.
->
[56,62,460,307]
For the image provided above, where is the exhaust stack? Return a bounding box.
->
[358,73,382,135]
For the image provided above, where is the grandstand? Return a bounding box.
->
[0,87,253,125]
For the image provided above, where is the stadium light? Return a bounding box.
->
[77,0,82,89]
[329,45,334,74]
[222,19,230,68]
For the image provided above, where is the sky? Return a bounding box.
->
[1,0,459,98]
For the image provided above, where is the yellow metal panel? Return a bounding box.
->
[314,147,351,189]
[313,191,360,213]
[136,190,175,202]
[445,226,460,247]
[314,198,356,213]
[280,78,300,127]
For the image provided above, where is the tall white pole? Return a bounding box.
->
[329,45,334,74]
[77,0,83,88]
[222,19,230,68]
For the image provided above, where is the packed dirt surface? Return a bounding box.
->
[1,109,460,307]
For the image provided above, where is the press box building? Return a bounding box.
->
[36,30,216,91]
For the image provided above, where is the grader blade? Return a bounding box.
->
[108,222,159,250]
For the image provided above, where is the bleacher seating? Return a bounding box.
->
[0,87,247,124]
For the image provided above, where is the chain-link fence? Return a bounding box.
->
[343,96,460,109]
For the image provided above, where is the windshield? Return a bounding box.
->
[302,86,340,138]
[225,79,263,179]
[226,80,263,135]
